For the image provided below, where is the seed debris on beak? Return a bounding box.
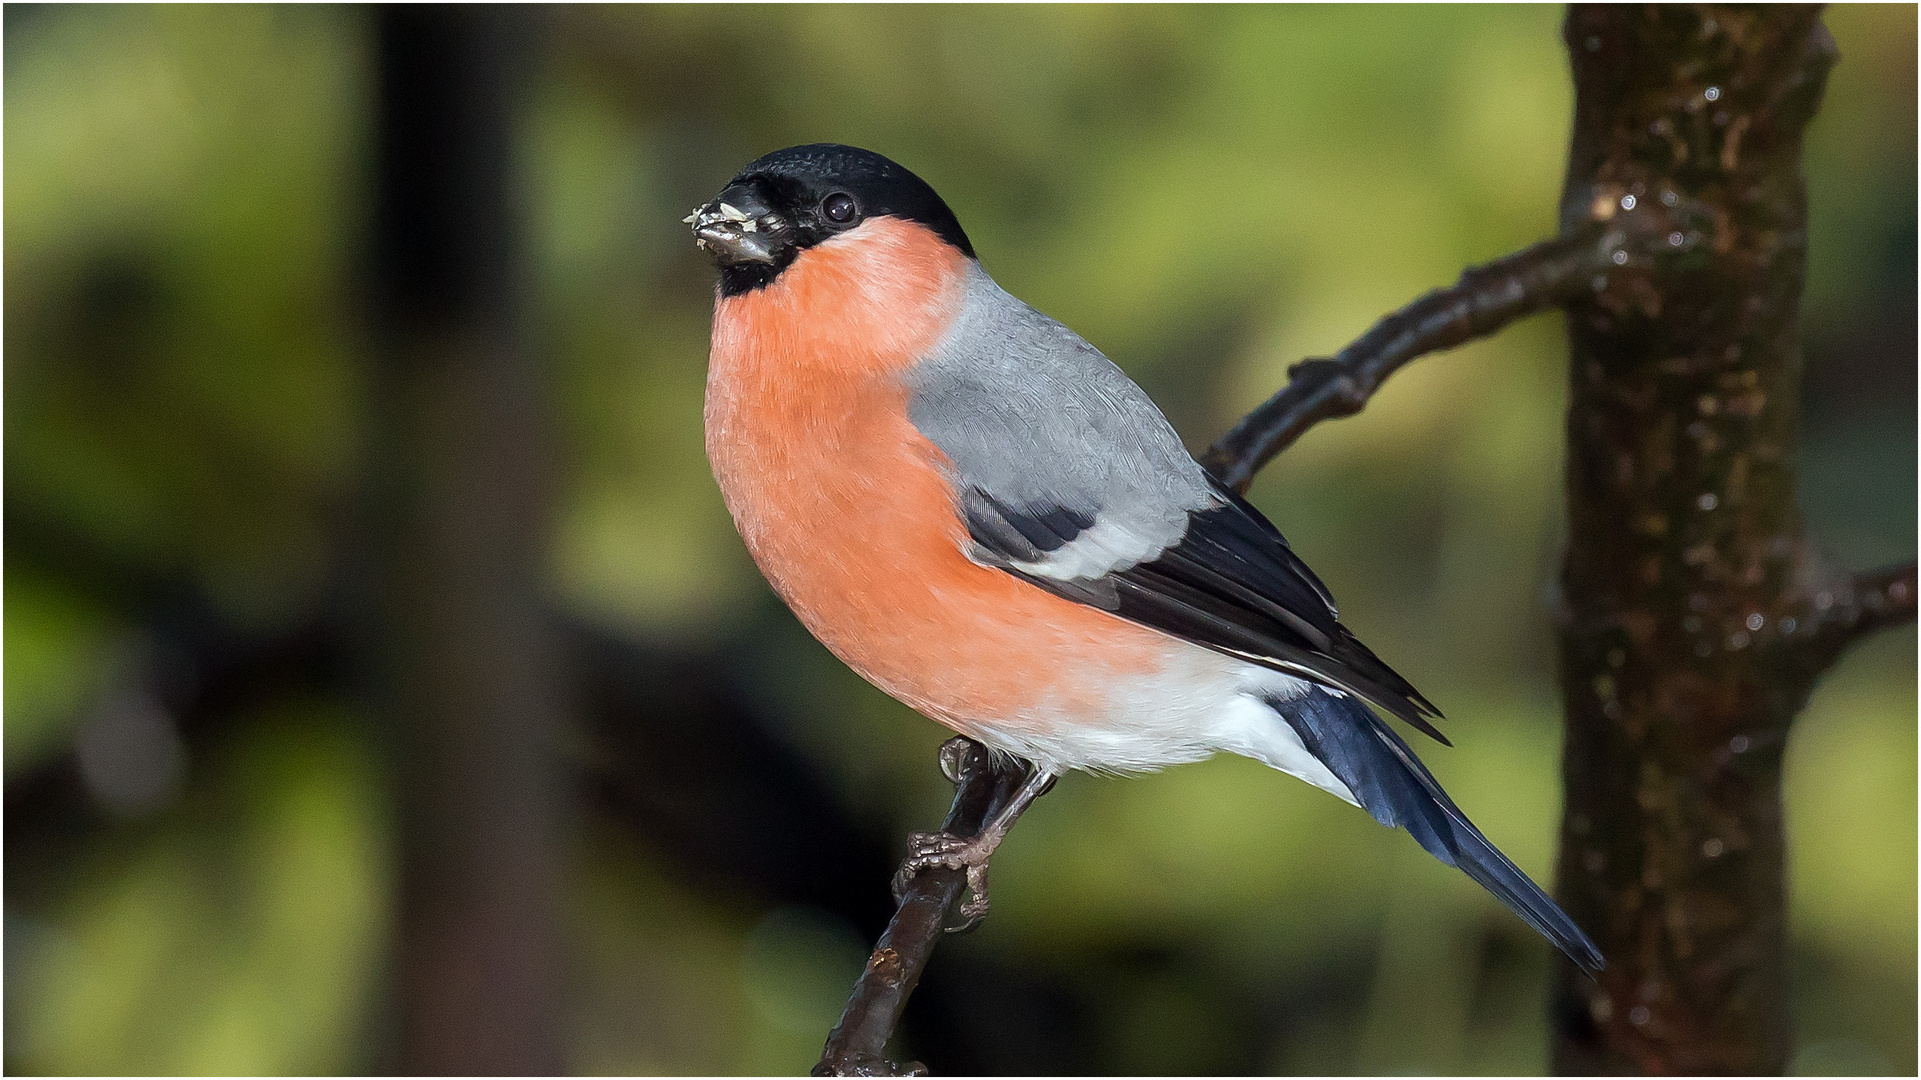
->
[688,193,783,264]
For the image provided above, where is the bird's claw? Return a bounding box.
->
[891,830,993,932]
[953,861,991,931]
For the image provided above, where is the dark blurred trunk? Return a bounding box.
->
[370,7,565,1074]
[1550,7,1836,1074]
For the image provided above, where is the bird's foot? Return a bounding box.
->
[891,830,995,931]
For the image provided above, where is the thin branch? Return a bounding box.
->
[815,739,1028,1077]
[1200,221,1613,492]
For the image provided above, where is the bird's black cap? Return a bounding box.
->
[692,144,974,295]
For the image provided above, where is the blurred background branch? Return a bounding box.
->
[368,7,567,1072]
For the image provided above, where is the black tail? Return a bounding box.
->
[1272,686,1604,974]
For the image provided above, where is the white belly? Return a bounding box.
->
[962,639,1360,806]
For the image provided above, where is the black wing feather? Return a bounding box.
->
[968,477,1448,744]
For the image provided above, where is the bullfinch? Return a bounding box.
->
[691,143,1602,973]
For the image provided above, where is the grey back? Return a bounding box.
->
[905,263,1217,572]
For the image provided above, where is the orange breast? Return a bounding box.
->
[704,218,1169,735]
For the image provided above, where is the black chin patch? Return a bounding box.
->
[718,253,798,297]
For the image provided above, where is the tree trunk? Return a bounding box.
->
[1550,6,1839,1073]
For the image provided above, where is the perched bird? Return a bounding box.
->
[691,143,1602,973]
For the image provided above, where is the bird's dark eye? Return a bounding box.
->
[822,192,858,224]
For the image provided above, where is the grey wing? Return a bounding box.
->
[907,266,1445,740]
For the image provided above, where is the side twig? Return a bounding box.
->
[816,739,1028,1077]
[1200,221,1612,492]
[1844,562,1919,640]
[1782,560,1918,675]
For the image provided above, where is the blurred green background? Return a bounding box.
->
[5,5,1913,1075]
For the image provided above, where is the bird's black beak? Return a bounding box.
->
[686,183,787,265]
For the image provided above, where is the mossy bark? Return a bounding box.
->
[1550,7,1837,1073]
